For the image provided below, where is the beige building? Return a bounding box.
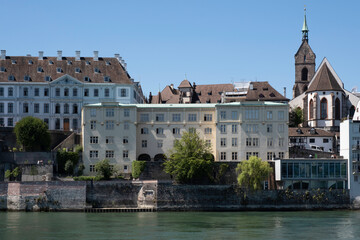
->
[81,101,289,175]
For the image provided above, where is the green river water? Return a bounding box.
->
[0,211,359,240]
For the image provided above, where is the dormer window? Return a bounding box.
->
[296,128,303,134]
[56,67,62,73]
[270,93,276,97]
[0,67,5,72]
[75,68,81,73]
[84,76,90,82]
[8,75,15,81]
[104,76,110,82]
[263,88,268,91]
[67,60,72,65]
[86,61,90,65]
[49,60,54,65]
[208,91,212,95]
[37,67,43,73]
[11,60,16,64]
[45,76,51,82]
[28,60,33,65]
[106,61,111,66]
[24,75,31,81]
[259,94,265,98]
[94,68,100,73]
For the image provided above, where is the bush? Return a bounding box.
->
[57,150,79,175]
[5,170,11,179]
[77,164,85,176]
[74,145,83,153]
[95,159,113,180]
[132,161,146,179]
[65,160,74,175]
[73,176,103,181]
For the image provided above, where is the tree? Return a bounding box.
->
[163,131,214,184]
[95,159,113,180]
[64,160,74,175]
[289,107,303,127]
[236,156,272,190]
[14,116,50,151]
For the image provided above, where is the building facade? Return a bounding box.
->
[0,50,145,131]
[81,101,289,175]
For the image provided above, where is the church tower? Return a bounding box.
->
[293,8,316,98]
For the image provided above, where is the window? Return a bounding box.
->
[67,60,72,65]
[104,88,110,97]
[23,87,28,96]
[37,67,43,72]
[335,98,341,120]
[0,67,5,72]
[8,87,13,96]
[55,118,60,129]
[267,124,273,133]
[267,152,273,160]
[0,88,4,96]
[301,67,308,81]
[246,124,259,133]
[278,124,284,133]
[34,88,39,97]
[320,98,327,119]
[45,76,51,82]
[64,88,69,97]
[206,140,211,147]
[204,114,212,121]
[156,128,164,135]
[141,128,149,134]
[55,88,60,97]
[90,120,96,130]
[124,122,129,130]
[246,138,252,147]
[56,67,62,73]
[55,104,61,114]
[279,152,284,159]
[188,113,197,122]
[106,150,114,158]
[172,113,181,122]
[89,150,98,158]
[220,152,226,160]
[84,89,89,97]
[106,108,115,117]
[232,152,238,160]
[23,103,29,113]
[104,76,110,82]
[11,60,16,64]
[84,76,90,82]
[123,150,129,158]
[34,103,40,113]
[246,152,252,160]
[231,111,238,120]
[140,114,149,122]
[86,61,90,65]
[94,68,100,73]
[267,111,273,120]
[220,124,226,134]
[64,104,69,114]
[94,88,99,97]
[75,68,81,73]
[44,103,49,113]
[309,138,315,143]
[267,138,273,147]
[279,138,284,147]
[204,127,212,134]
[232,124,237,133]
[106,120,114,130]
[106,136,114,144]
[220,138,226,147]
[8,75,15,81]
[157,140,163,148]
[0,118,3,126]
[73,119,78,130]
[0,103,3,113]
[232,138,237,147]
[7,103,13,113]
[309,100,314,119]
[90,136,98,144]
[253,138,259,147]
[245,109,259,120]
[189,128,196,133]
[173,128,180,135]
[28,60,33,65]
[73,104,78,114]
[323,138,329,143]
[90,109,96,117]
[120,88,127,97]
[124,109,130,117]
[44,88,49,96]
[90,165,95,172]
[7,118,13,127]
[142,140,147,148]
[156,114,164,122]
[220,111,226,120]
[278,111,285,120]
[123,136,128,144]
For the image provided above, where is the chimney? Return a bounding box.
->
[57,50,62,61]
[38,51,44,60]
[75,51,80,61]
[114,53,120,59]
[283,87,286,98]
[170,84,174,90]
[0,50,5,60]
[93,51,99,61]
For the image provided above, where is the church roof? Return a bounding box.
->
[306,60,344,93]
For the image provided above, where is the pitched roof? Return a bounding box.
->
[194,84,234,103]
[245,82,289,101]
[289,127,335,137]
[0,55,132,84]
[306,59,344,93]
[178,79,192,88]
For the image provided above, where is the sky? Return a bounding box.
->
[1,0,360,99]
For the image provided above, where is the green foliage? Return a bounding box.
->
[77,164,85,176]
[132,161,146,179]
[56,150,79,175]
[12,167,21,178]
[30,165,38,176]
[236,156,272,190]
[73,176,103,181]
[5,170,11,179]
[13,116,51,151]
[163,131,214,184]
[95,159,113,180]
[5,167,21,180]
[74,145,83,153]
[216,163,229,182]
[289,107,303,127]
[64,160,74,175]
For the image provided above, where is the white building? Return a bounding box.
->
[0,50,145,131]
[81,101,289,175]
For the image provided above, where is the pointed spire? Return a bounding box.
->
[302,7,309,41]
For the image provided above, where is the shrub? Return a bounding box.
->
[95,159,113,180]
[74,145,83,153]
[64,160,74,175]
[73,176,103,181]
[5,170,11,179]
[132,161,146,179]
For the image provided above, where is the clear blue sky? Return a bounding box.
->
[2,0,360,98]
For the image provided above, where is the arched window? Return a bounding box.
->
[335,98,341,120]
[64,104,69,114]
[301,68,308,81]
[138,154,151,161]
[350,105,356,118]
[309,99,314,119]
[73,104,78,114]
[320,98,327,119]
[55,104,61,114]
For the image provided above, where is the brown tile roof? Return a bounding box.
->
[289,127,335,137]
[194,84,234,103]
[178,79,192,88]
[246,81,289,101]
[306,63,343,93]
[0,56,132,84]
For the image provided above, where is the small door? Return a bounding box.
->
[63,118,70,131]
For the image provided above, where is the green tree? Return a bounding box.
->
[236,156,272,190]
[14,116,50,151]
[64,160,74,175]
[56,150,79,175]
[95,159,113,180]
[163,131,214,184]
[289,107,303,127]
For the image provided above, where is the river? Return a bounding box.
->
[0,211,359,239]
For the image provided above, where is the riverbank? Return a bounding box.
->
[0,181,352,211]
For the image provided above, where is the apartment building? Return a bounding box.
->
[0,50,145,131]
[81,101,289,175]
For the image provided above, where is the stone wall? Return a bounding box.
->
[21,164,53,181]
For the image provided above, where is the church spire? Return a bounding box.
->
[302,7,309,41]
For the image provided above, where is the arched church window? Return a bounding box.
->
[335,98,341,120]
[309,99,314,119]
[301,68,308,81]
[320,98,327,119]
[350,105,356,118]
